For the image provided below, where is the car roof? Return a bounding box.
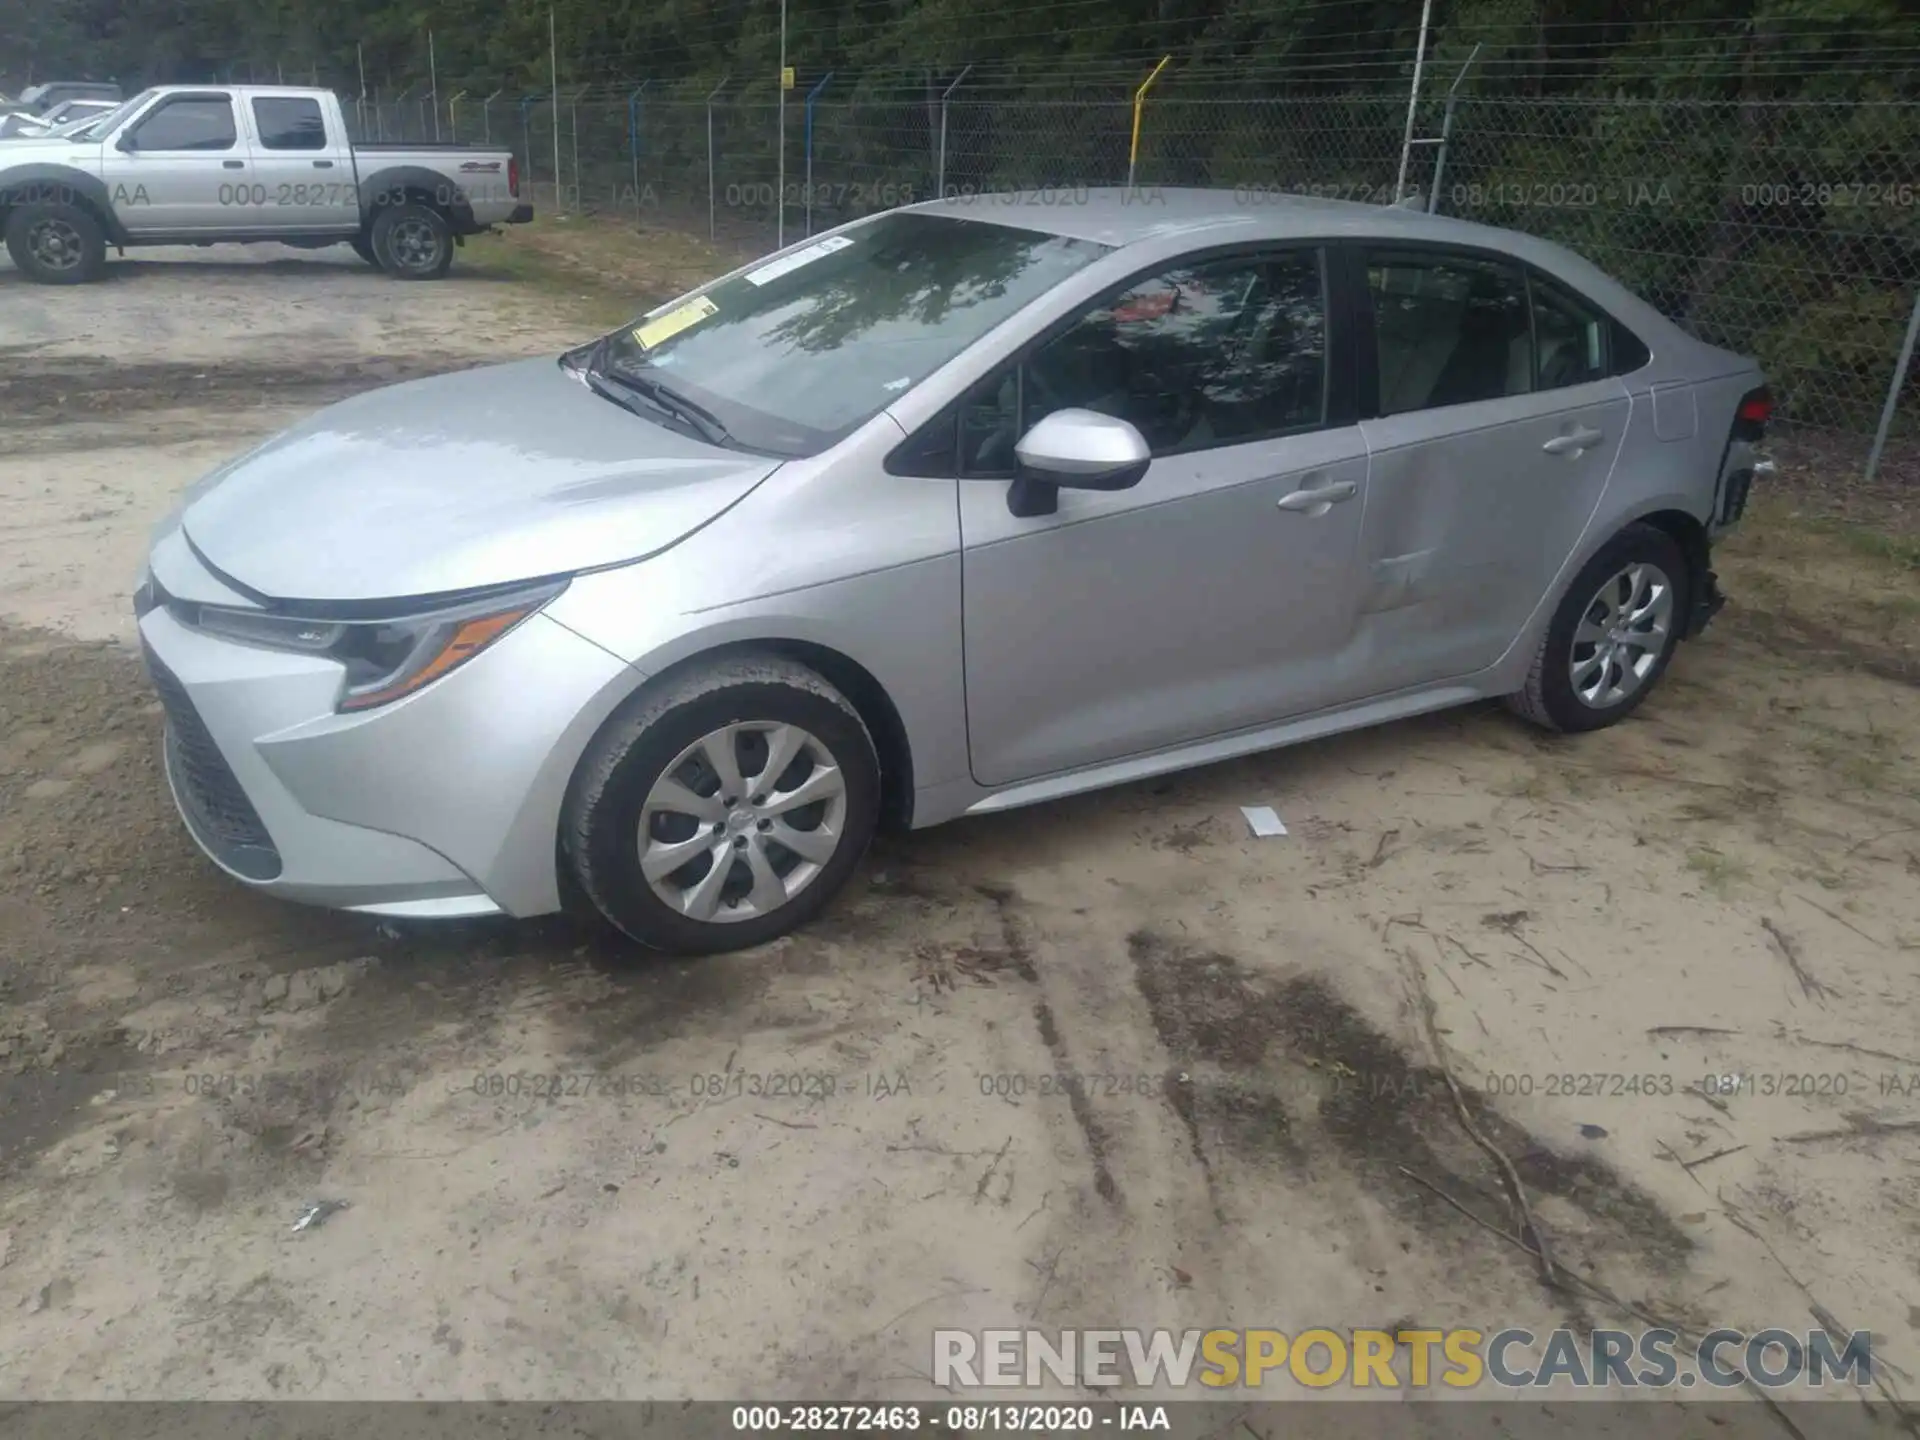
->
[904,185,1679,343]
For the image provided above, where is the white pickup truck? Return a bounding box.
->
[0,84,531,284]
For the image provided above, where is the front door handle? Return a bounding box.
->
[222,159,245,169]
[1542,425,1604,456]
[313,159,334,168]
[1276,477,1359,516]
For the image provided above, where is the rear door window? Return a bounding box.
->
[1366,250,1532,415]
[252,97,327,151]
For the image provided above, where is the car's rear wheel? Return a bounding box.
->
[349,234,379,267]
[1506,522,1690,733]
[5,200,107,284]
[371,202,452,280]
[563,655,881,954]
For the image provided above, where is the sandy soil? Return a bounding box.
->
[0,234,1917,1409]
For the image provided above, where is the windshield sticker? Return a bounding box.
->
[880,376,912,393]
[632,295,718,350]
[744,234,854,287]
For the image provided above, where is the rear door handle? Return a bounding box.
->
[1542,425,1604,456]
[222,160,245,169]
[1275,477,1359,516]
[313,159,334,168]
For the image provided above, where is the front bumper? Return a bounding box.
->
[136,592,635,920]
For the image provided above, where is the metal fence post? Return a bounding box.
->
[1395,0,1436,202]
[1127,56,1173,190]
[628,81,652,226]
[519,97,537,204]
[447,90,465,142]
[1425,45,1481,214]
[1865,288,1920,482]
[804,72,833,237]
[706,75,730,242]
[481,89,501,142]
[935,64,972,198]
[570,86,585,212]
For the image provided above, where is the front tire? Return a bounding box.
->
[349,234,379,267]
[5,200,106,284]
[1506,522,1690,734]
[371,202,452,280]
[563,656,881,955]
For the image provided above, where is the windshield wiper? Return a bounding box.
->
[575,335,731,446]
[602,366,733,448]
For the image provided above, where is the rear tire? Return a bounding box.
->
[349,234,379,267]
[4,200,106,285]
[1505,522,1691,734]
[563,655,881,955]
[371,202,452,280]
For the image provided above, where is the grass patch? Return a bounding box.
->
[466,214,746,330]
[1685,848,1750,896]
[1718,490,1920,684]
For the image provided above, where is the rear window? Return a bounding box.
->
[253,96,327,151]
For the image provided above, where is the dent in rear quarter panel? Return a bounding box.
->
[544,414,971,797]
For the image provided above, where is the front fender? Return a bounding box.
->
[0,163,128,243]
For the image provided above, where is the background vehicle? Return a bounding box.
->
[0,84,530,283]
[0,97,120,140]
[16,81,122,114]
[135,191,1768,954]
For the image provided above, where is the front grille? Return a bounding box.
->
[142,642,283,881]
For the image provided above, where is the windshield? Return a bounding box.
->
[597,211,1112,456]
[69,89,154,141]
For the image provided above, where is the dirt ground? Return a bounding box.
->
[0,229,1917,1410]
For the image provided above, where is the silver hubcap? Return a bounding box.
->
[638,721,848,924]
[29,219,83,271]
[1571,561,1674,708]
[390,217,440,270]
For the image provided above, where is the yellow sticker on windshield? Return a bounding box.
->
[632,295,717,350]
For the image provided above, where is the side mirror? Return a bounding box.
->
[1007,408,1151,518]
[114,132,135,152]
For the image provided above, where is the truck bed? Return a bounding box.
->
[352,141,496,152]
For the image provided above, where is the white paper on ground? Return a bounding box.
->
[1240,805,1289,838]
[744,234,854,286]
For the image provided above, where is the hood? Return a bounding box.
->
[180,356,782,603]
[0,129,76,149]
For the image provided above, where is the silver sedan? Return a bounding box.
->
[136,188,1770,953]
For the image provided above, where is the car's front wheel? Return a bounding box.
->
[1506,521,1691,733]
[563,655,881,954]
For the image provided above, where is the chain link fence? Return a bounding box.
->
[348,79,1920,463]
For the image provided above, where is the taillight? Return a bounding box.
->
[509,156,520,197]
[1733,385,1771,442]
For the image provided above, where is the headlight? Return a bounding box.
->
[188,579,566,712]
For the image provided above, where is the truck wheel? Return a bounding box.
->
[371,203,452,280]
[4,200,107,284]
[349,235,378,267]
